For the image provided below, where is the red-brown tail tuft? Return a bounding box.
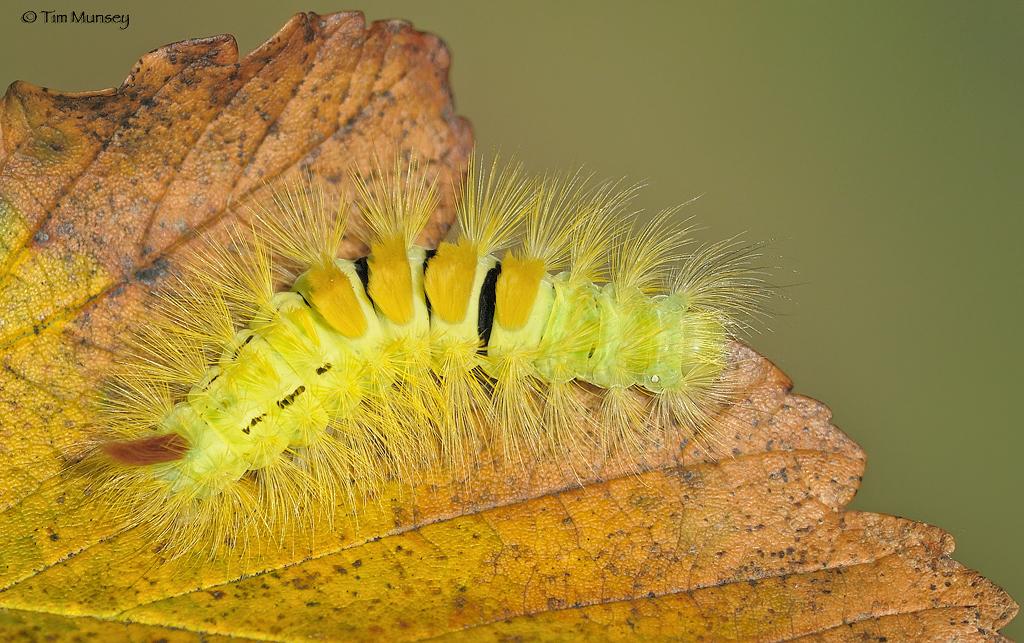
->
[101,433,189,465]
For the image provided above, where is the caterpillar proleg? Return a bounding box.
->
[93,154,768,556]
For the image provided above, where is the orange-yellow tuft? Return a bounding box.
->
[368,237,415,325]
[495,254,548,330]
[424,240,479,323]
[299,262,367,338]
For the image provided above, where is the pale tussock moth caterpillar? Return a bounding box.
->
[91,153,769,557]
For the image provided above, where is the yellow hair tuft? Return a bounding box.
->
[424,239,478,323]
[455,152,532,256]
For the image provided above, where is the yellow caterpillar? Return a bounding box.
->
[94,155,767,556]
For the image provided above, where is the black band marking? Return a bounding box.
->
[230,334,255,361]
[422,248,438,315]
[276,385,307,410]
[478,261,501,347]
[352,257,370,293]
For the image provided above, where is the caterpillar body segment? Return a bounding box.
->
[96,157,766,553]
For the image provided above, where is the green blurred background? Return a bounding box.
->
[2,0,1021,634]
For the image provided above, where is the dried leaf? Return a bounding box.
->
[0,11,1016,642]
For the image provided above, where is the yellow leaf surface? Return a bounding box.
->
[0,11,1016,642]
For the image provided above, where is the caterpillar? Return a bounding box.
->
[92,154,767,557]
